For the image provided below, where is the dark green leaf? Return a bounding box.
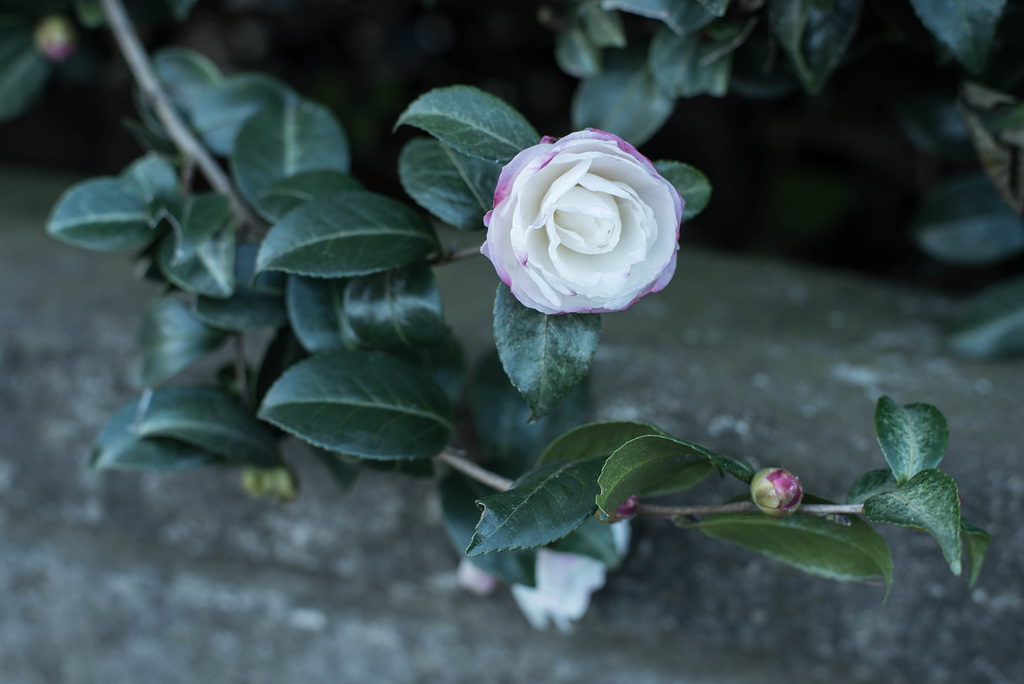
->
[285,275,359,353]
[863,469,962,576]
[771,0,863,94]
[191,74,296,156]
[47,178,157,251]
[549,516,623,568]
[596,434,754,513]
[73,0,106,28]
[194,244,287,330]
[129,385,279,466]
[119,154,179,205]
[471,351,589,478]
[231,98,351,208]
[582,6,627,49]
[690,503,893,591]
[0,17,52,122]
[398,138,500,232]
[392,336,468,406]
[697,0,731,16]
[845,469,897,505]
[960,518,991,588]
[907,0,1006,74]
[556,27,602,79]
[91,398,221,471]
[395,85,539,164]
[653,160,711,221]
[949,274,1024,359]
[440,473,537,586]
[258,351,454,460]
[468,457,605,555]
[538,420,664,464]
[256,192,439,277]
[140,297,228,387]
[649,25,733,98]
[911,175,1024,266]
[601,0,716,35]
[255,170,362,223]
[572,49,675,147]
[153,47,221,115]
[892,93,974,160]
[165,0,199,22]
[494,285,601,422]
[874,397,948,485]
[254,328,307,413]
[123,118,179,156]
[156,193,235,298]
[344,263,447,350]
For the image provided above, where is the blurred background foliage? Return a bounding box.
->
[3,0,1024,317]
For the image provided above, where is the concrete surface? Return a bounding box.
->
[1,167,1021,683]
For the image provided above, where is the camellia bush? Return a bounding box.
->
[1,0,1002,630]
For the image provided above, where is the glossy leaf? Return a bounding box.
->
[90,398,220,471]
[123,118,178,156]
[156,193,235,298]
[153,47,221,115]
[468,457,605,555]
[689,500,893,591]
[845,469,897,505]
[874,397,948,485]
[398,138,501,232]
[649,25,733,98]
[344,263,447,350]
[549,517,622,568]
[494,285,601,422]
[395,85,539,164]
[654,160,711,221]
[194,244,287,330]
[907,0,1006,74]
[949,274,1024,359]
[538,420,664,464]
[961,518,991,588]
[697,0,730,16]
[0,17,52,122]
[572,49,675,147]
[255,170,362,223]
[312,448,361,490]
[47,178,157,251]
[771,0,863,94]
[470,351,587,477]
[601,0,715,35]
[139,297,228,387]
[597,434,754,514]
[231,98,351,208]
[393,336,468,406]
[440,473,537,586]
[556,28,602,79]
[863,469,962,576]
[191,74,296,156]
[253,326,308,408]
[256,192,439,277]
[582,6,627,49]
[911,175,1024,266]
[258,351,454,460]
[128,385,279,466]
[119,154,179,205]
[285,275,359,353]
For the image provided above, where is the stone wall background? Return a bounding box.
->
[1,168,1020,683]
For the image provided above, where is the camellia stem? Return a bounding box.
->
[99,0,264,233]
[435,450,865,519]
[431,244,483,266]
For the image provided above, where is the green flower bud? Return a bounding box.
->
[33,15,77,63]
[750,467,803,517]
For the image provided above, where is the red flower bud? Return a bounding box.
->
[750,467,803,517]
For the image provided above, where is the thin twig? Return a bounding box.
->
[435,451,866,520]
[436,450,513,492]
[100,0,265,234]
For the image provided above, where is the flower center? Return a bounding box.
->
[547,185,621,255]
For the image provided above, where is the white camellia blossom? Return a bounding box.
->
[482,129,684,315]
[509,521,631,632]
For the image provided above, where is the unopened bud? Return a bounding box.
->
[34,15,77,63]
[242,465,298,503]
[600,494,638,523]
[750,467,802,517]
